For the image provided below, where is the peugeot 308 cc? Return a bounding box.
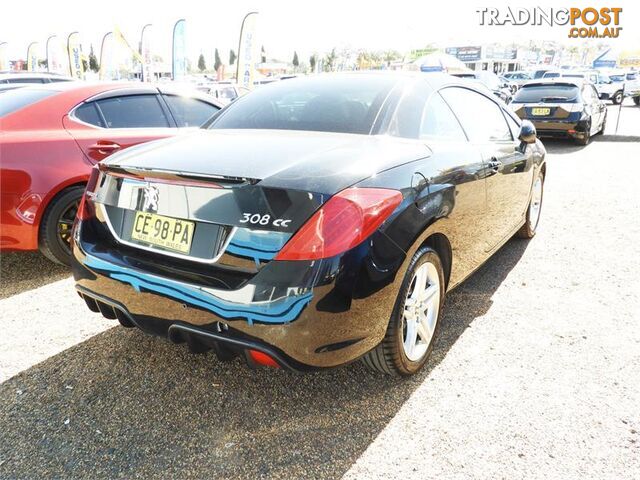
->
[72,73,546,376]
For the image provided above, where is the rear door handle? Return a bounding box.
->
[89,142,121,153]
[489,157,502,171]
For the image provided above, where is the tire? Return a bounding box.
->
[38,185,85,266]
[575,121,591,146]
[634,97,640,106]
[612,91,623,105]
[599,112,607,134]
[361,246,445,376]
[517,170,544,239]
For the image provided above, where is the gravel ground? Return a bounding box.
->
[0,252,69,300]
[0,123,639,479]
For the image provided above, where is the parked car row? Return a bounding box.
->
[500,67,640,106]
[1,72,547,376]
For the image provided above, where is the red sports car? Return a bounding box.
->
[1,82,222,264]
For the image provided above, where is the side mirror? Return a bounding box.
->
[518,120,537,144]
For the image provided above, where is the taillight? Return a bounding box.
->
[275,187,402,261]
[77,167,100,221]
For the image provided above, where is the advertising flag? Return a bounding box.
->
[99,32,115,80]
[236,12,259,89]
[114,27,143,63]
[46,36,68,74]
[172,19,187,81]
[141,25,153,82]
[67,32,85,79]
[27,42,40,71]
[0,42,8,71]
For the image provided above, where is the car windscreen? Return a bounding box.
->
[0,88,57,117]
[513,85,579,103]
[207,76,397,134]
[609,74,625,82]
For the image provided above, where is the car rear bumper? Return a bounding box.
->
[529,119,590,140]
[71,225,407,370]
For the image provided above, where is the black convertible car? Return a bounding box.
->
[72,73,546,376]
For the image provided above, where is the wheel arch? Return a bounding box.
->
[419,233,452,289]
[35,176,88,232]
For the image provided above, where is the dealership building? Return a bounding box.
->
[445,45,521,73]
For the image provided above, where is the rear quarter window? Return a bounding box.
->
[73,102,105,128]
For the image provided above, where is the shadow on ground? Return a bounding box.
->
[0,252,69,299]
[0,240,529,479]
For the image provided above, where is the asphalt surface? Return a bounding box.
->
[0,104,638,479]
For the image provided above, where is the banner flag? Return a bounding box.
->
[67,32,85,79]
[141,25,153,82]
[114,27,143,63]
[46,36,68,74]
[0,42,8,71]
[99,32,115,80]
[27,42,40,72]
[236,12,259,89]
[172,19,187,81]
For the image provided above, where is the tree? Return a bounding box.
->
[198,53,206,72]
[214,48,222,72]
[324,48,337,72]
[88,44,99,72]
[383,50,401,66]
[309,54,316,72]
[292,51,299,69]
[229,49,236,66]
[261,45,266,63]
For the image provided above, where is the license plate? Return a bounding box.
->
[531,107,551,116]
[131,212,195,254]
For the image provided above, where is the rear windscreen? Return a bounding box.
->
[513,85,579,103]
[0,89,57,117]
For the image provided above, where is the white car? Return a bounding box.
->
[543,70,625,104]
[205,84,250,105]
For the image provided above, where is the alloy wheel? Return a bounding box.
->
[57,200,79,255]
[402,261,441,362]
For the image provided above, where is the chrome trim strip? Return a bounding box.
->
[98,203,236,265]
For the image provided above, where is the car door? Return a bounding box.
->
[440,87,534,251]
[63,91,178,163]
[416,90,490,282]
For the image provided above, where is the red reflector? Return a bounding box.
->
[275,187,402,261]
[568,129,576,134]
[248,350,280,368]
